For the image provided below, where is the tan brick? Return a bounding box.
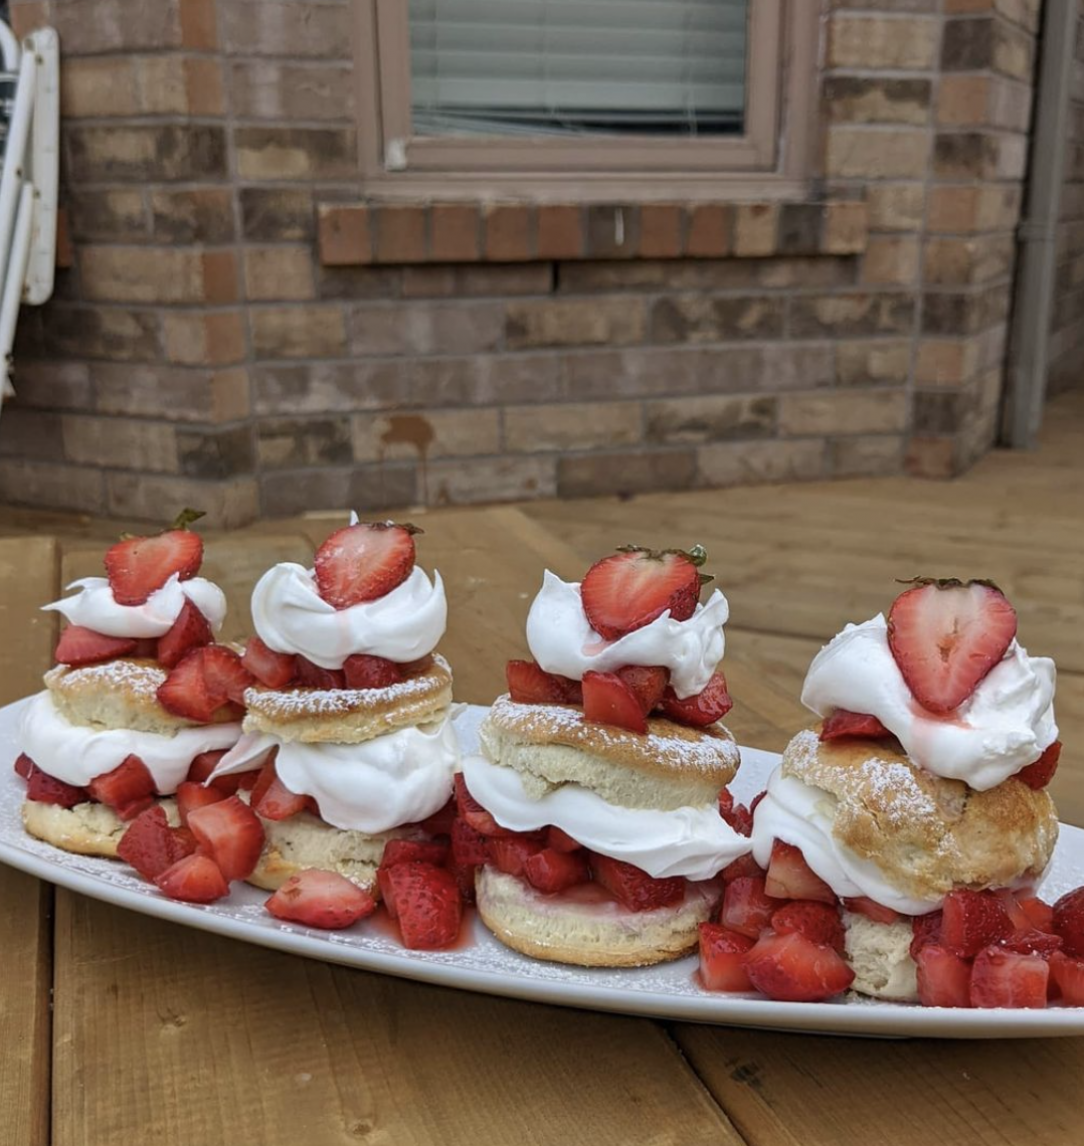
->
[829,435,904,476]
[0,408,64,461]
[348,302,504,357]
[536,206,583,260]
[108,474,259,528]
[866,184,926,232]
[428,456,557,505]
[229,60,354,120]
[80,247,206,304]
[91,364,249,423]
[505,402,641,452]
[354,409,502,462]
[235,126,356,181]
[826,128,929,179]
[373,206,427,264]
[485,205,535,262]
[915,339,980,386]
[638,205,683,259]
[9,362,92,411]
[51,0,181,53]
[697,440,826,486]
[251,306,346,359]
[790,293,915,337]
[779,390,909,436]
[258,417,353,469]
[161,312,247,366]
[933,131,1026,181]
[0,459,105,515]
[823,77,931,126]
[837,340,912,386]
[262,465,416,517]
[184,58,226,117]
[645,395,776,443]
[557,258,850,294]
[245,247,315,301]
[69,189,148,241]
[61,59,139,117]
[151,188,235,243]
[176,425,255,479]
[861,235,920,285]
[927,185,1022,232]
[38,305,159,363]
[924,234,1015,285]
[685,205,731,257]
[506,298,646,350]
[180,0,217,49]
[133,57,188,115]
[937,75,993,127]
[68,125,226,183]
[823,201,869,254]
[733,204,778,258]
[401,264,548,299]
[430,204,480,262]
[905,436,958,478]
[828,15,939,69]
[318,205,371,266]
[651,296,785,343]
[242,188,315,242]
[557,449,695,498]
[221,0,351,57]
[63,415,178,473]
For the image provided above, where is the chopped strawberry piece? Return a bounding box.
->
[719,790,758,838]
[842,897,902,925]
[1049,951,1084,1004]
[488,836,544,879]
[131,638,159,659]
[416,798,456,837]
[381,861,462,949]
[314,521,417,609]
[886,578,1018,714]
[505,660,583,706]
[158,645,254,722]
[156,599,212,669]
[524,847,590,893]
[698,924,756,992]
[186,795,265,881]
[616,665,670,714]
[1052,887,1084,956]
[248,760,277,809]
[1016,740,1061,790]
[915,944,973,1007]
[580,545,708,641]
[590,852,685,912]
[910,910,943,960]
[343,653,403,690]
[743,931,855,1002]
[203,646,255,705]
[381,839,450,869]
[105,528,204,606]
[450,817,491,866]
[819,709,893,742]
[718,788,734,821]
[266,870,376,930]
[721,854,765,884]
[658,672,733,727]
[175,781,226,827]
[765,841,835,904]
[241,635,297,689]
[1018,896,1055,933]
[253,772,309,822]
[994,888,1032,930]
[546,825,582,853]
[582,670,648,734]
[970,945,1049,1008]
[294,656,346,690]
[86,755,157,819]
[1000,928,1063,956]
[55,625,137,667]
[13,753,34,780]
[117,804,193,882]
[771,901,846,952]
[185,749,248,795]
[24,764,89,808]
[154,853,229,904]
[940,889,1013,957]
[453,774,516,839]
[721,876,778,939]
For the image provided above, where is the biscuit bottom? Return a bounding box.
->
[842,911,919,1002]
[22,797,178,859]
[475,866,721,968]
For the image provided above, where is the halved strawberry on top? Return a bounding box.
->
[314,521,419,609]
[105,519,205,607]
[505,660,582,706]
[54,626,137,668]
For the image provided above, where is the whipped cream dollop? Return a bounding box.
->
[250,564,447,670]
[751,767,941,915]
[210,716,460,833]
[19,691,241,793]
[525,571,729,699]
[802,615,1058,790]
[43,575,227,639]
[461,753,750,881]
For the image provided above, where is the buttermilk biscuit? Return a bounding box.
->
[45,661,208,734]
[22,797,179,859]
[842,912,918,1001]
[475,866,720,967]
[243,654,453,745]
[480,694,739,812]
[784,727,1058,904]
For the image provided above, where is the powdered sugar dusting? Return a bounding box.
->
[47,659,166,704]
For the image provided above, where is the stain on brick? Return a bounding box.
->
[240,188,315,241]
[177,425,256,478]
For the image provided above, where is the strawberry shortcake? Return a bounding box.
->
[456,545,755,967]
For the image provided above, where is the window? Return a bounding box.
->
[356,0,819,200]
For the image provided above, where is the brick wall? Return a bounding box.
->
[0,0,1043,525]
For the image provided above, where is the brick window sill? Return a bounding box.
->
[316,200,869,267]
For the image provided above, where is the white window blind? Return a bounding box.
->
[409,0,748,138]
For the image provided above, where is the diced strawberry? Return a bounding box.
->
[765,841,835,904]
[505,660,583,706]
[915,944,973,1008]
[721,876,778,939]
[294,656,346,691]
[910,910,943,960]
[241,635,298,689]
[86,755,157,819]
[248,760,277,809]
[156,599,212,669]
[842,897,902,925]
[157,646,252,722]
[524,847,590,894]
[343,653,403,690]
[185,749,248,795]
[1049,951,1084,1005]
[718,788,734,821]
[376,866,399,918]
[450,817,490,866]
[186,795,265,881]
[13,753,34,780]
[591,852,685,913]
[721,854,764,884]
[488,836,544,878]
[117,804,193,882]
[55,625,137,667]
[658,672,733,727]
[202,645,255,705]
[994,888,1032,930]
[580,545,708,641]
[940,889,1013,957]
[453,774,517,839]
[417,797,456,837]
[742,931,855,1002]
[546,825,582,853]
[698,923,756,992]
[154,853,229,904]
[819,709,893,742]
[886,578,1018,714]
[970,945,1049,1008]
[24,764,88,808]
[381,861,463,950]
[253,772,309,821]
[1018,896,1055,933]
[175,781,226,827]
[616,665,670,715]
[1000,928,1063,956]
[1016,740,1062,790]
[770,901,846,953]
[1052,887,1084,957]
[314,521,418,609]
[581,670,648,734]
[381,839,450,869]
[266,870,376,930]
[719,790,757,838]
[131,638,159,659]
[105,528,204,606]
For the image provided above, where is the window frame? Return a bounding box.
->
[354,0,820,201]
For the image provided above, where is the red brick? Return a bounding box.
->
[184,58,226,117]
[685,205,731,257]
[55,207,73,268]
[485,205,535,262]
[905,436,958,477]
[536,205,583,260]
[639,205,683,258]
[430,204,480,262]
[9,1,51,37]
[373,206,427,264]
[318,205,371,266]
[202,252,240,304]
[180,0,217,49]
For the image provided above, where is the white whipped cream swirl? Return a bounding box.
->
[250,564,446,670]
[461,753,750,881]
[525,571,728,699]
[42,575,227,639]
[19,691,241,793]
[801,615,1058,790]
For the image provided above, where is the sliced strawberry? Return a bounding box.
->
[915,944,973,1008]
[86,755,157,820]
[658,672,733,727]
[266,870,376,930]
[770,901,845,953]
[175,780,226,827]
[1018,896,1055,933]
[590,852,685,912]
[1049,951,1084,1004]
[54,625,137,667]
[158,646,254,721]
[505,660,583,706]
[253,773,309,822]
[381,839,449,869]
[720,875,778,938]
[742,931,855,1002]
[248,760,277,809]
[25,764,88,808]
[524,848,590,894]
[546,825,582,853]
[581,670,648,734]
[381,861,462,950]
[343,653,403,690]
[156,599,212,669]
[448,859,478,906]
[886,578,1018,714]
[698,924,756,992]
[765,841,835,904]
[580,545,708,641]
[13,753,34,780]
[105,528,204,606]
[488,836,544,879]
[154,853,229,904]
[1052,887,1084,956]
[842,897,902,925]
[819,709,893,742]
[186,795,265,881]
[417,797,456,837]
[295,656,346,691]
[721,854,765,884]
[940,889,1013,957]
[117,804,193,882]
[314,521,418,609]
[1000,928,1063,956]
[453,774,515,839]
[1016,740,1062,790]
[721,792,760,839]
[910,910,943,959]
[185,749,249,795]
[131,638,159,659]
[718,788,734,822]
[450,817,491,866]
[241,635,297,689]
[970,945,1048,1008]
[616,665,670,715]
[994,887,1032,930]
[201,645,255,705]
